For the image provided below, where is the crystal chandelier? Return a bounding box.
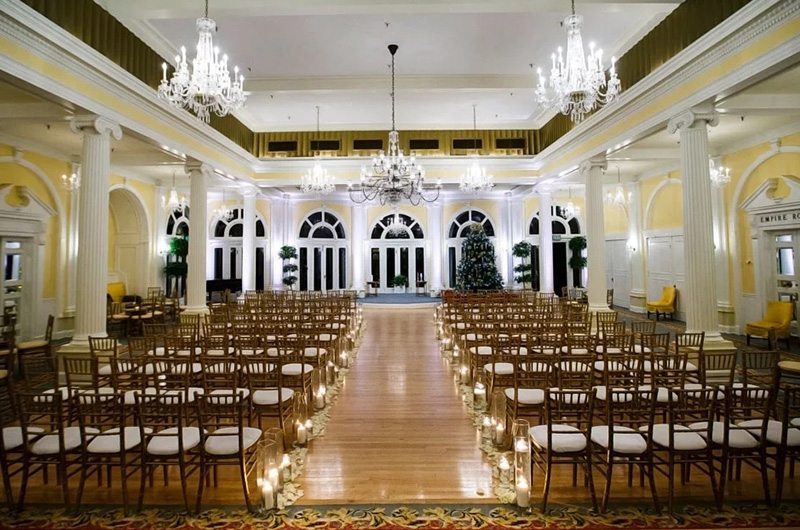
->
[564,186,580,217]
[161,172,187,212]
[157,0,246,123]
[709,158,731,187]
[605,167,630,207]
[349,44,441,206]
[534,0,621,123]
[301,106,335,195]
[61,168,80,191]
[459,105,494,193]
[214,188,234,221]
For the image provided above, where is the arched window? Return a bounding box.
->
[209,207,269,288]
[298,211,346,240]
[448,208,495,238]
[371,213,424,240]
[166,207,190,237]
[211,208,267,239]
[528,206,581,235]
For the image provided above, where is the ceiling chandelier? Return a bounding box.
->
[161,171,187,212]
[459,104,494,193]
[348,44,441,206]
[605,166,630,207]
[709,158,731,187]
[301,106,335,195]
[213,188,234,221]
[534,0,621,123]
[157,0,246,123]
[564,186,580,218]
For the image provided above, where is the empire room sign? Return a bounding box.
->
[757,209,800,227]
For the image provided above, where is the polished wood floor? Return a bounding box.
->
[299,306,493,504]
[9,306,799,508]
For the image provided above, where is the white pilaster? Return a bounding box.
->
[582,155,609,312]
[351,204,367,291]
[241,189,257,292]
[68,115,121,345]
[152,183,166,291]
[428,201,444,294]
[667,106,729,344]
[269,196,285,290]
[538,189,554,294]
[499,193,511,286]
[184,161,213,314]
[65,161,80,316]
[627,181,646,312]
[710,162,735,332]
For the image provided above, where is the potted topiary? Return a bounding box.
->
[568,236,587,288]
[512,241,534,290]
[279,245,299,290]
[392,274,409,294]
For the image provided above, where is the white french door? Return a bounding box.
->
[298,243,348,292]
[1,238,29,338]
[770,230,800,307]
[368,243,425,292]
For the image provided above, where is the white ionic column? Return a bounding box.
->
[66,161,80,316]
[582,155,609,312]
[351,204,367,291]
[710,160,734,332]
[241,189,257,292]
[627,181,646,312]
[184,161,213,314]
[269,197,284,290]
[68,116,122,345]
[498,193,512,286]
[428,201,443,294]
[668,107,727,342]
[538,189,554,294]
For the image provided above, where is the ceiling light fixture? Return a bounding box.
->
[534,0,621,123]
[605,166,630,207]
[162,171,187,212]
[709,158,731,187]
[349,44,441,206]
[158,0,246,122]
[214,187,234,221]
[459,104,494,194]
[564,186,580,218]
[301,106,335,195]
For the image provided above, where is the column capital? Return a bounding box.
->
[668,105,719,134]
[69,114,122,140]
[579,155,607,174]
[184,159,215,178]
[240,186,259,198]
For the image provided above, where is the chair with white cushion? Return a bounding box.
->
[591,388,658,513]
[650,387,718,513]
[675,332,704,382]
[195,392,262,512]
[74,391,141,514]
[642,351,687,410]
[16,391,83,510]
[243,355,293,433]
[0,373,35,507]
[530,388,598,512]
[506,354,553,426]
[762,385,800,506]
[135,392,202,512]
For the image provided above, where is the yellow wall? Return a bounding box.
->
[604,203,629,235]
[642,172,683,231]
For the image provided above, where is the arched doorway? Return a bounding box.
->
[209,207,269,290]
[369,212,425,293]
[528,206,583,295]
[445,208,496,289]
[297,210,348,292]
[109,187,151,297]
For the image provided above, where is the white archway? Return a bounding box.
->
[445,207,496,289]
[369,210,425,292]
[297,209,349,292]
[109,186,151,297]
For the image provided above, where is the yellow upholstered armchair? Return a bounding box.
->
[646,286,677,321]
[746,300,793,350]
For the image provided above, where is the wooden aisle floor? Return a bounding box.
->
[298,306,494,504]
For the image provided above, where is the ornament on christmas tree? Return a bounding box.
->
[456,224,504,292]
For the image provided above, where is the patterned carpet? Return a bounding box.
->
[1,502,800,530]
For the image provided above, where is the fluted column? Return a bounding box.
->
[269,196,285,290]
[69,115,122,344]
[509,197,525,289]
[582,155,609,312]
[538,189,554,294]
[627,181,646,312]
[241,189,257,292]
[66,161,80,315]
[351,204,367,291]
[668,106,727,342]
[428,201,443,293]
[710,160,734,331]
[185,161,213,313]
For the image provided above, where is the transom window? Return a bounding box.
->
[299,211,346,239]
[166,207,190,237]
[448,208,495,238]
[371,213,424,240]
[212,208,266,238]
[529,205,581,235]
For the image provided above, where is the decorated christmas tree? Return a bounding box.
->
[456,224,504,292]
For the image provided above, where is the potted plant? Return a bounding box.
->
[392,274,409,294]
[568,236,587,288]
[163,235,188,300]
[279,245,298,290]
[512,241,534,289]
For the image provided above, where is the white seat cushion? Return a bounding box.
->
[282,363,315,376]
[317,334,336,342]
[688,421,758,449]
[32,426,98,455]
[593,386,634,402]
[303,347,327,358]
[650,424,707,451]
[2,426,43,450]
[38,387,71,401]
[591,425,647,454]
[209,388,250,404]
[504,387,544,405]
[484,362,514,375]
[632,345,651,354]
[470,346,493,356]
[253,388,295,406]
[147,426,201,455]
[163,387,205,403]
[639,385,677,403]
[738,419,800,446]
[123,387,158,405]
[530,424,587,453]
[685,362,698,372]
[204,426,262,456]
[88,426,148,453]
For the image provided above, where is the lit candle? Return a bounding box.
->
[514,437,529,454]
[261,480,275,510]
[494,422,505,445]
[268,466,280,490]
[314,387,326,410]
[304,419,313,438]
[341,351,349,368]
[296,422,307,445]
[161,62,168,82]
[498,454,511,477]
[474,383,486,408]
[280,453,292,481]
[516,476,530,508]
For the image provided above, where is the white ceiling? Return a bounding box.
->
[98,0,680,131]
